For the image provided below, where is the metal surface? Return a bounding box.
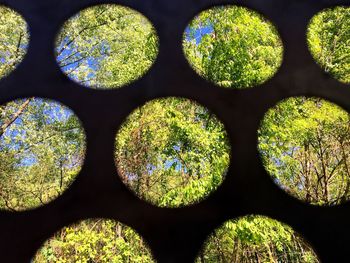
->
[0,0,349,262]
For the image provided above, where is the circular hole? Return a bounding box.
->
[33,219,155,262]
[197,215,320,262]
[0,5,29,80]
[183,5,283,89]
[55,4,159,89]
[115,97,231,208]
[0,98,86,211]
[258,96,350,206]
[308,7,350,83]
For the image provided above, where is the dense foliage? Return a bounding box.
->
[197,216,319,263]
[34,219,154,263]
[0,5,28,79]
[56,4,158,89]
[0,98,85,211]
[308,7,350,83]
[115,97,230,207]
[259,97,350,206]
[183,6,283,89]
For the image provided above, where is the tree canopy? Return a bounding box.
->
[308,7,350,83]
[33,219,154,263]
[197,216,319,263]
[0,98,85,211]
[56,4,158,89]
[183,5,283,89]
[259,97,350,206]
[115,97,230,207]
[0,5,28,79]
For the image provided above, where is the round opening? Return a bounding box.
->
[183,5,283,89]
[197,215,320,262]
[258,96,350,206]
[0,98,86,211]
[0,5,29,80]
[307,6,350,83]
[33,219,155,262]
[55,4,159,89]
[115,97,231,207]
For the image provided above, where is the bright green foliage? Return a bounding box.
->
[115,97,230,207]
[33,219,154,263]
[56,4,158,89]
[183,6,283,89]
[197,216,319,263]
[259,97,350,206]
[0,6,29,79]
[308,7,350,83]
[0,98,85,211]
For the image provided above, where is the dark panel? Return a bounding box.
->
[0,0,349,262]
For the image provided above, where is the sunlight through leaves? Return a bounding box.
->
[115,97,231,207]
[0,98,86,211]
[0,5,29,80]
[56,4,159,89]
[258,97,350,206]
[33,219,155,263]
[183,5,283,89]
[197,216,319,263]
[308,7,350,84]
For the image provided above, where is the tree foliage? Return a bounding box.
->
[0,98,85,211]
[115,97,230,207]
[259,97,350,206]
[56,4,158,89]
[308,7,350,83]
[183,6,283,89]
[33,219,154,263]
[0,5,28,79]
[197,216,319,263]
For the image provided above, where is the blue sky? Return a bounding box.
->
[185,24,214,44]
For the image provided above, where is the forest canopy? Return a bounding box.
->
[115,97,230,207]
[183,5,283,89]
[308,6,350,83]
[259,97,350,206]
[197,216,319,263]
[33,219,155,263]
[0,98,85,211]
[56,4,159,89]
[0,6,28,79]
[1,3,348,263]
